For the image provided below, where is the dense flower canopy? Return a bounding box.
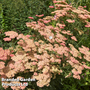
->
[0,0,90,89]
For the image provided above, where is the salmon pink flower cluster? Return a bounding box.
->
[84,6,86,8]
[66,19,75,23]
[49,6,54,8]
[0,48,10,60]
[3,37,11,41]
[36,14,44,17]
[4,31,18,39]
[71,36,77,41]
[28,17,34,19]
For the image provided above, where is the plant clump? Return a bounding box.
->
[0,0,90,89]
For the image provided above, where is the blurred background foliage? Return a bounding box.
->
[0,0,53,34]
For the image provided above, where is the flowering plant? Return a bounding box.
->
[0,0,90,90]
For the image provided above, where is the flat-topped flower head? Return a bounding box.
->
[28,17,34,19]
[5,31,18,39]
[36,14,44,17]
[85,24,90,27]
[49,6,54,8]
[84,6,86,8]
[26,35,31,38]
[66,19,75,23]
[71,36,77,41]
[3,37,11,41]
[0,62,5,69]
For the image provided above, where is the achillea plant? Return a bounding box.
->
[0,0,90,89]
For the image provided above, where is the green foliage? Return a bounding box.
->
[1,0,53,34]
[65,0,90,48]
[0,3,4,30]
[66,0,90,10]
